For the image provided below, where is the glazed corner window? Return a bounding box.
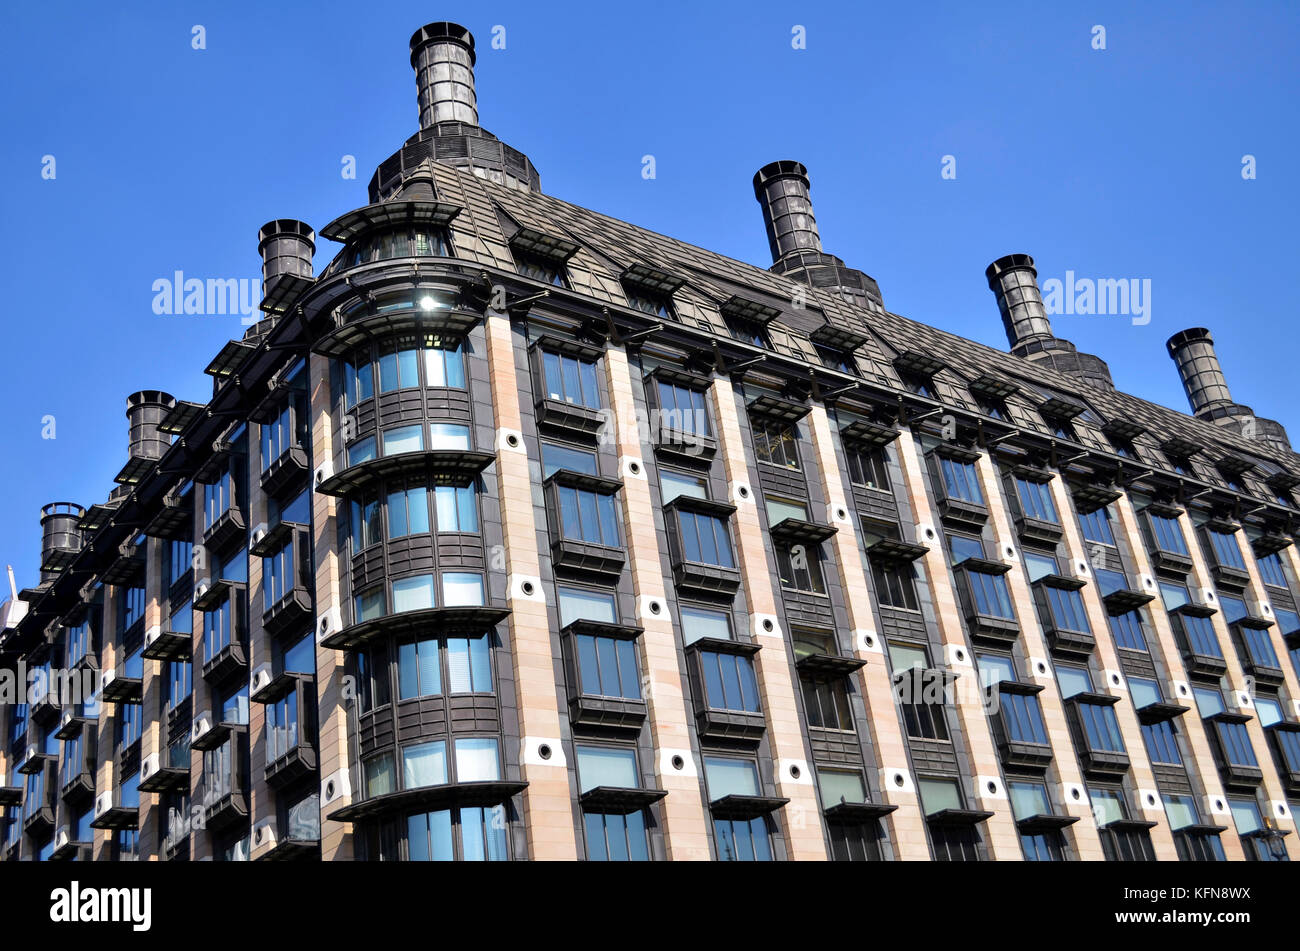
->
[350,491,381,551]
[847,445,890,491]
[937,455,984,504]
[655,379,710,436]
[1078,507,1115,545]
[387,485,431,538]
[342,353,374,408]
[776,542,824,594]
[1148,512,1188,555]
[752,418,799,470]
[1015,477,1058,522]
[542,349,601,409]
[1206,528,1246,570]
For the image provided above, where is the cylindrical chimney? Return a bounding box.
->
[986,254,1055,353]
[753,161,823,264]
[40,502,84,583]
[127,390,176,461]
[257,219,315,284]
[1166,327,1233,416]
[410,22,478,129]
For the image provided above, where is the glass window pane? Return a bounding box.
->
[703,757,760,798]
[403,741,448,788]
[454,738,500,782]
[392,574,435,612]
[576,746,639,792]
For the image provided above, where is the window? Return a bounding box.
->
[752,418,799,470]
[1109,610,1148,651]
[419,338,467,389]
[262,538,297,610]
[1131,677,1182,765]
[1093,567,1128,598]
[542,349,601,409]
[383,424,424,456]
[1148,512,1188,555]
[517,253,567,287]
[919,779,980,861]
[979,654,1050,745]
[889,643,949,740]
[428,423,471,450]
[699,651,761,713]
[575,631,641,700]
[398,639,442,700]
[1194,688,1258,768]
[401,740,447,788]
[354,586,385,623]
[283,632,315,675]
[655,380,710,436]
[1206,529,1246,570]
[1257,552,1289,589]
[392,573,436,612]
[203,598,235,662]
[1229,798,1289,862]
[776,542,824,594]
[1058,666,1125,752]
[948,534,985,565]
[119,586,146,632]
[847,446,890,491]
[1091,787,1155,861]
[628,291,673,319]
[1015,478,1058,522]
[377,342,420,393]
[558,587,617,626]
[541,442,597,478]
[1165,794,1226,861]
[343,353,374,408]
[901,373,936,399]
[556,483,621,546]
[577,746,651,862]
[434,484,478,532]
[260,391,307,470]
[802,673,854,731]
[1044,585,1092,634]
[265,689,300,763]
[221,685,249,725]
[164,660,191,710]
[1176,613,1222,658]
[765,496,808,526]
[167,540,194,589]
[727,318,768,349]
[350,491,382,551]
[119,703,143,749]
[406,805,508,861]
[60,733,83,787]
[356,644,391,713]
[1023,551,1056,582]
[1009,780,1066,861]
[660,470,708,505]
[871,560,919,611]
[203,471,234,531]
[679,605,731,645]
[937,456,983,504]
[1078,507,1115,545]
[1240,626,1281,669]
[387,485,430,537]
[703,757,773,861]
[677,510,735,568]
[967,568,1015,620]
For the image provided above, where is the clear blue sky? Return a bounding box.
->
[1,0,1297,589]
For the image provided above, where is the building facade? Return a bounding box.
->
[2,21,1300,862]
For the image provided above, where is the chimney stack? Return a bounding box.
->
[986,254,1055,353]
[126,391,176,462]
[410,22,478,129]
[1165,327,1291,451]
[258,219,315,285]
[1165,328,1232,416]
[39,503,84,584]
[753,161,822,264]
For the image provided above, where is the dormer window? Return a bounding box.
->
[517,253,567,288]
[726,316,768,349]
[628,291,673,319]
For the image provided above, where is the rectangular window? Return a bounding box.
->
[677,510,735,568]
[776,542,825,594]
[1257,552,1289,589]
[164,659,191,709]
[120,586,146,632]
[557,485,621,546]
[968,569,1015,619]
[1078,507,1115,545]
[517,254,566,287]
[1240,627,1281,668]
[447,637,492,693]
[699,651,761,712]
[542,350,601,409]
[262,538,296,610]
[383,424,424,456]
[343,354,374,408]
[402,740,448,789]
[441,572,484,607]
[203,599,234,661]
[541,442,598,478]
[1109,610,1148,651]
[1178,613,1223,657]
[1207,529,1246,570]
[1149,513,1189,555]
[938,456,984,504]
[434,485,477,532]
[1045,585,1092,633]
[399,639,442,700]
[265,689,300,763]
[577,746,651,862]
[392,574,436,612]
[847,446,890,491]
[660,470,708,504]
[557,587,617,626]
[422,338,466,388]
[428,423,471,451]
[752,419,799,470]
[871,560,919,611]
[801,675,854,731]
[454,737,500,782]
[655,380,710,436]
[378,344,420,392]
[350,491,381,551]
[387,485,431,537]
[576,634,641,700]
[1015,478,1058,522]
[348,436,377,466]
[679,605,731,645]
[167,540,194,589]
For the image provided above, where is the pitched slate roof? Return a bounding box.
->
[427,160,1297,494]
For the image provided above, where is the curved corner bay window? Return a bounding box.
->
[352,483,478,552]
[938,456,983,504]
[704,757,773,861]
[559,587,640,701]
[334,228,451,274]
[542,349,601,409]
[655,379,710,436]
[752,418,799,470]
[341,334,464,407]
[1015,477,1058,523]
[578,746,651,861]
[398,635,493,700]
[1148,512,1189,555]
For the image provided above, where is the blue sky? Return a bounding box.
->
[1,0,1297,588]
